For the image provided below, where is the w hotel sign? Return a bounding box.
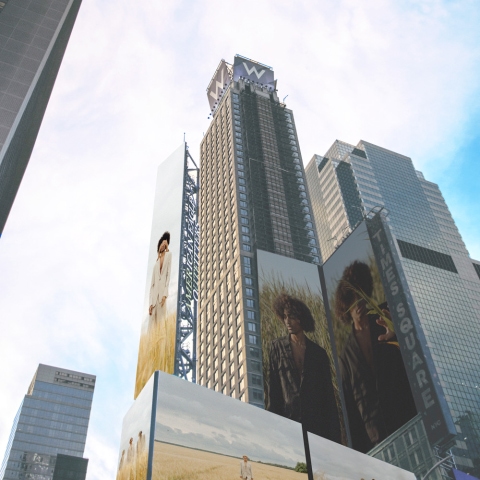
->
[206,60,232,113]
[233,55,275,89]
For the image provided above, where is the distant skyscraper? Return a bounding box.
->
[305,140,480,476]
[0,0,82,236]
[197,55,319,406]
[0,364,95,480]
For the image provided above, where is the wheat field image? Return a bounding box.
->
[153,442,306,480]
[135,312,176,398]
[116,450,148,480]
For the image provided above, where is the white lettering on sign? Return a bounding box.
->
[243,62,266,80]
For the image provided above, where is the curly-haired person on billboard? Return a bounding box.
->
[335,261,416,453]
[148,231,172,329]
[266,293,341,442]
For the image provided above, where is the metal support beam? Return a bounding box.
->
[174,144,199,382]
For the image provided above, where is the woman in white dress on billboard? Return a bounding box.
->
[148,231,172,331]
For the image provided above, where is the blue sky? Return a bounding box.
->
[0,0,479,478]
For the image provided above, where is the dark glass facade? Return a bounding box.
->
[0,0,82,236]
[52,454,88,480]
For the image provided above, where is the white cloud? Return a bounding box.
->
[1,1,479,479]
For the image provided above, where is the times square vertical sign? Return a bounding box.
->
[174,146,199,382]
[366,211,456,447]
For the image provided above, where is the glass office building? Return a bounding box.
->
[0,364,95,480]
[197,55,319,406]
[0,0,82,236]
[305,140,480,477]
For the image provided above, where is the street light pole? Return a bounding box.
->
[421,454,454,480]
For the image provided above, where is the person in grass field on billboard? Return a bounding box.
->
[266,293,341,443]
[239,455,253,480]
[335,261,417,453]
[148,231,172,331]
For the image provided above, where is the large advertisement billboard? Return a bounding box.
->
[366,213,456,447]
[118,371,418,480]
[322,215,455,453]
[153,371,307,479]
[117,374,156,480]
[134,144,186,399]
[307,431,416,480]
[256,250,345,445]
[322,220,418,453]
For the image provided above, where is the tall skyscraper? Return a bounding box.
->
[0,0,82,236]
[305,140,480,476]
[0,364,95,480]
[197,55,319,406]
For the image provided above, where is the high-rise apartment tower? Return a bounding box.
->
[0,364,95,480]
[0,0,82,236]
[197,55,319,406]
[305,140,480,476]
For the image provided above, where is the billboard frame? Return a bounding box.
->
[174,146,199,381]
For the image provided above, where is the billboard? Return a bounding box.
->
[153,371,307,480]
[322,220,418,453]
[322,215,456,455]
[118,370,418,480]
[256,250,345,444]
[206,59,232,113]
[366,213,456,447]
[134,144,186,398]
[233,55,275,89]
[307,431,416,480]
[117,374,156,480]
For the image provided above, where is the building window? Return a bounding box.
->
[247,322,256,332]
[242,244,251,252]
[249,334,258,344]
[247,311,255,320]
[252,390,263,400]
[246,299,254,308]
[249,347,260,358]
